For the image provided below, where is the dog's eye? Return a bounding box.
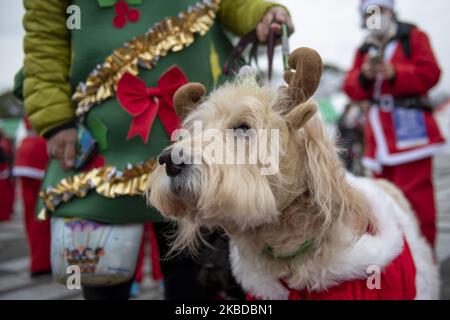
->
[233,124,251,132]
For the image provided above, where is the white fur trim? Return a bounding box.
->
[366,107,446,168]
[230,243,289,300]
[315,175,404,287]
[362,157,382,174]
[371,41,397,100]
[347,175,439,300]
[379,181,440,300]
[384,41,397,63]
[12,166,45,179]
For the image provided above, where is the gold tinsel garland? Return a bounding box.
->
[38,159,156,220]
[74,0,221,118]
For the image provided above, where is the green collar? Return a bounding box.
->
[263,239,315,260]
[98,0,142,8]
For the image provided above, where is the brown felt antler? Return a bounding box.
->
[281,48,323,129]
[282,47,323,107]
[173,83,206,120]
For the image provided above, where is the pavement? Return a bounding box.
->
[1,154,450,300]
[434,154,450,300]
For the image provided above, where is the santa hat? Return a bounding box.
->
[360,0,395,15]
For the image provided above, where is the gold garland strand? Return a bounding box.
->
[73,0,221,118]
[38,159,156,221]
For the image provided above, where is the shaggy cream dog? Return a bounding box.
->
[148,48,439,300]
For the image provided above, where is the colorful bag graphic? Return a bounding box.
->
[51,217,143,286]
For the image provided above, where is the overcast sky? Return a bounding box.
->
[279,0,450,96]
[1,0,449,96]
[0,1,24,93]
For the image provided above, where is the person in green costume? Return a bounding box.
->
[21,0,293,299]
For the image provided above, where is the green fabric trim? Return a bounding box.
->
[263,239,315,260]
[87,115,109,151]
[97,0,142,7]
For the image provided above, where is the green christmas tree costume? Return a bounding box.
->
[22,0,285,224]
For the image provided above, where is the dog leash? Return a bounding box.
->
[223,23,290,81]
[281,23,290,72]
[263,238,315,260]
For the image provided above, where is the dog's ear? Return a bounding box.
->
[286,101,318,130]
[173,83,206,120]
[280,47,323,114]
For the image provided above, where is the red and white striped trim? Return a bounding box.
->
[12,166,45,180]
[362,107,446,171]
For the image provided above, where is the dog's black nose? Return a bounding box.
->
[158,149,184,177]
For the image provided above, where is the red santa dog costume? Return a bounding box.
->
[237,175,438,300]
[148,46,439,300]
[344,0,444,247]
[13,118,51,274]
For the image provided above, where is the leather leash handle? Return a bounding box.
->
[281,23,291,72]
[267,27,275,80]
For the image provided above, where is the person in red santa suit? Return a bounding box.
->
[344,0,445,248]
[13,118,51,276]
[0,127,15,222]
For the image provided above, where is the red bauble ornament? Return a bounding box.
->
[128,9,140,22]
[112,0,141,29]
[115,0,129,15]
[113,14,127,29]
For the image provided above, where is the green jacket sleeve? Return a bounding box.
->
[219,0,285,36]
[23,0,73,136]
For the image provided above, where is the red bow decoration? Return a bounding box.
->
[117,66,187,143]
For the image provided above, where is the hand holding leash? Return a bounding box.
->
[224,23,292,81]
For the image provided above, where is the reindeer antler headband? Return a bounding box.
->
[173,47,323,121]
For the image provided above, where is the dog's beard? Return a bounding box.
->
[169,164,202,201]
[148,165,190,219]
[195,164,279,230]
[149,160,279,231]
[149,129,282,230]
